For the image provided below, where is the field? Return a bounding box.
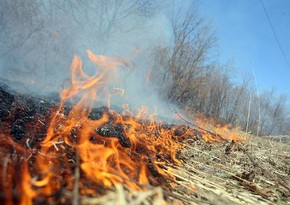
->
[1,83,290,204]
[86,135,290,205]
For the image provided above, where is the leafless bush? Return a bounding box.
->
[151,2,290,136]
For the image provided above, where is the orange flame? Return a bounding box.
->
[0,50,244,204]
[16,50,185,203]
[192,113,245,142]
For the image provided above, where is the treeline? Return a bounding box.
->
[150,4,290,136]
[1,0,289,135]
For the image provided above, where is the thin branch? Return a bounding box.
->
[73,152,80,205]
[174,110,222,139]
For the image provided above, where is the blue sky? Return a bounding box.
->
[197,0,290,99]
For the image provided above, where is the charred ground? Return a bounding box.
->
[0,83,289,205]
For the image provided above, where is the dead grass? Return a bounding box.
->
[167,134,290,205]
[81,185,165,205]
[82,134,290,205]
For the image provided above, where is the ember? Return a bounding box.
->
[0,51,241,204]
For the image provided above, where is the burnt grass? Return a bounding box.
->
[1,83,289,205]
[0,83,135,148]
[0,83,187,203]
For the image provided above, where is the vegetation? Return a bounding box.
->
[0,0,289,135]
[150,3,290,136]
[0,1,289,204]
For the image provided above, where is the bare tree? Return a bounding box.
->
[151,2,217,104]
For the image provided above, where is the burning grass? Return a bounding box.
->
[76,135,290,205]
[0,51,289,204]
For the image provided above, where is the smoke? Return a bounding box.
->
[0,0,178,118]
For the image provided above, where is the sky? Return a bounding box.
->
[197,0,290,99]
[1,0,289,105]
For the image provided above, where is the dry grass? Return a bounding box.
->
[82,134,290,205]
[81,185,165,205]
[167,134,290,205]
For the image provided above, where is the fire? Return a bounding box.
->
[191,113,246,142]
[0,50,243,204]
[17,50,185,203]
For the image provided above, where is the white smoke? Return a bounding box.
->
[0,0,178,119]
